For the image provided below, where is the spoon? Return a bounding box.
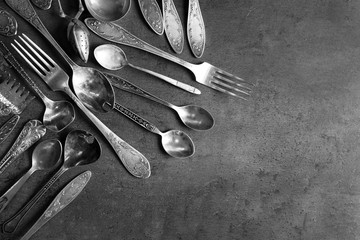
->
[0,139,62,214]
[84,0,131,22]
[0,41,75,132]
[111,102,195,158]
[103,72,215,131]
[94,44,200,95]
[2,129,101,234]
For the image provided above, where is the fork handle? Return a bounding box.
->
[63,87,151,179]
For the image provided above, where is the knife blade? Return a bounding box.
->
[20,171,92,240]
[0,115,20,145]
[187,0,206,58]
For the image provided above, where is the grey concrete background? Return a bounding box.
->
[1,0,360,239]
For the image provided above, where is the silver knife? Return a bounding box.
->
[138,0,164,35]
[0,115,20,145]
[163,0,184,54]
[187,0,206,58]
[20,171,92,240]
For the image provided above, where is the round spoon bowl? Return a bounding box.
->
[94,44,127,71]
[43,100,75,132]
[32,139,62,170]
[84,0,131,22]
[161,130,195,158]
[64,129,101,168]
[177,105,215,131]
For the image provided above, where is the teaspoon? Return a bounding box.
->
[0,139,62,214]
[103,72,215,131]
[84,0,131,22]
[2,129,101,234]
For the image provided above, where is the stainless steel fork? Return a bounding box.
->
[12,34,151,179]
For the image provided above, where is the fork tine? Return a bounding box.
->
[211,77,252,95]
[214,70,254,90]
[209,83,249,100]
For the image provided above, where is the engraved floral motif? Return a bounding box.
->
[31,0,52,10]
[163,0,184,53]
[187,0,205,58]
[138,0,164,35]
[0,8,18,37]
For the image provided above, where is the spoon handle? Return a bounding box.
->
[162,0,184,54]
[63,87,151,179]
[112,102,162,135]
[138,0,164,35]
[187,0,206,58]
[0,169,33,214]
[20,171,92,240]
[0,7,18,36]
[2,167,66,234]
[0,120,46,175]
[0,115,20,145]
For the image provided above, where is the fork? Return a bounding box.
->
[12,34,151,179]
[84,18,254,100]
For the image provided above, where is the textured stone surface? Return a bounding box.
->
[1,0,360,239]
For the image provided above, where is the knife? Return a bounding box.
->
[0,115,20,145]
[20,171,92,240]
[162,0,184,54]
[138,0,164,35]
[187,0,206,58]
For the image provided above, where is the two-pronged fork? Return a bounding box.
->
[84,18,254,100]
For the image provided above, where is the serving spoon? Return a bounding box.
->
[2,129,101,234]
[94,44,200,94]
[103,72,215,131]
[0,139,62,214]
[84,0,131,22]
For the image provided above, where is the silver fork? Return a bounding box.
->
[84,18,254,100]
[12,34,151,179]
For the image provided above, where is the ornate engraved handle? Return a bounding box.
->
[31,0,53,10]
[138,0,164,35]
[187,0,206,58]
[0,115,20,145]
[63,87,151,179]
[0,120,46,175]
[0,7,18,37]
[162,0,184,54]
[19,171,92,240]
[112,102,161,135]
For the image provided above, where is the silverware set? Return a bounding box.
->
[0,0,253,238]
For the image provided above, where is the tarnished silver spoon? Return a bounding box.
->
[0,139,62,214]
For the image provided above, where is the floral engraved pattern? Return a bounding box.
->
[31,0,52,10]
[187,0,205,58]
[0,115,19,144]
[163,0,184,54]
[138,0,164,35]
[0,8,18,36]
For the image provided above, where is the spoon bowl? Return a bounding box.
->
[32,139,63,170]
[161,130,195,158]
[43,100,75,132]
[84,0,131,22]
[176,105,214,131]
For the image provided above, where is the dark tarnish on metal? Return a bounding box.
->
[0,7,18,36]
[31,0,52,10]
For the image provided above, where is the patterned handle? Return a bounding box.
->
[187,0,206,58]
[138,0,164,35]
[0,7,18,36]
[0,120,46,175]
[31,0,52,10]
[162,0,184,54]
[0,115,20,145]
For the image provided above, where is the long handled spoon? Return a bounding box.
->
[0,139,62,214]
[2,130,101,234]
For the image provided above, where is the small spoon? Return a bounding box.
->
[103,72,215,131]
[112,102,195,158]
[94,44,200,95]
[84,0,131,22]
[2,129,101,234]
[0,139,62,214]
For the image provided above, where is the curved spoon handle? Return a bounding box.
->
[0,120,46,175]
[84,18,194,71]
[31,0,52,10]
[0,169,33,214]
[162,0,184,54]
[20,171,92,240]
[63,87,151,179]
[0,115,20,145]
[187,0,206,58]
[112,102,161,135]
[2,167,66,234]
[5,0,76,66]
[138,0,164,35]
[0,7,18,36]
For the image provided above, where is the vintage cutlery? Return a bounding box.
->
[0,41,75,132]
[57,0,90,62]
[163,0,184,54]
[0,7,18,37]
[19,171,92,240]
[187,0,205,58]
[0,139,62,214]
[2,130,100,234]
[31,0,52,10]
[104,72,214,131]
[94,44,200,94]
[6,0,151,178]
[0,115,20,145]
[85,18,254,99]
[83,0,131,22]
[0,120,46,175]
[138,0,164,35]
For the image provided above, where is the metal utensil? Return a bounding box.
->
[2,130,100,234]
[111,102,195,158]
[94,44,200,94]
[163,0,184,54]
[0,120,46,175]
[19,171,92,240]
[187,0,205,58]
[0,7,18,36]
[138,0,164,35]
[31,0,52,10]
[0,115,20,145]
[103,72,214,131]
[85,18,254,99]
[83,0,131,22]
[0,41,75,132]
[6,0,151,178]
[0,139,62,214]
